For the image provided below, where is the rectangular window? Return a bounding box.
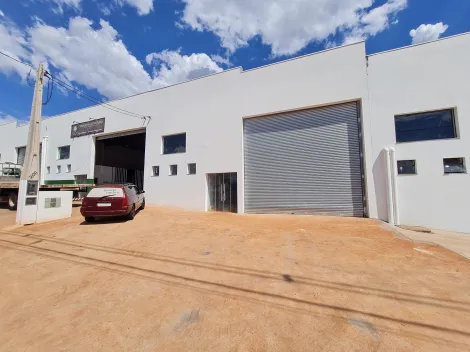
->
[169,164,178,176]
[152,166,160,177]
[66,164,71,173]
[397,160,416,175]
[56,165,61,174]
[57,145,70,160]
[16,146,26,165]
[443,158,466,174]
[74,174,87,184]
[187,163,196,175]
[395,109,456,143]
[45,197,61,209]
[46,166,50,175]
[163,133,186,154]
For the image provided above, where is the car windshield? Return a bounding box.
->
[87,187,124,198]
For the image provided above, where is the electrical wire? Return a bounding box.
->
[42,75,53,106]
[0,51,34,68]
[0,49,149,120]
[26,68,36,88]
[45,73,148,119]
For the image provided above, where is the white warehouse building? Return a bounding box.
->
[1,34,469,233]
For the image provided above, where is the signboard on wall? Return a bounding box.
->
[71,118,105,138]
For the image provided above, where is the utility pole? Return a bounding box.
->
[16,64,45,225]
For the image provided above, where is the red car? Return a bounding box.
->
[80,183,145,222]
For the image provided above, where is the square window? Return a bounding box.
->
[46,166,50,174]
[162,133,186,154]
[56,165,61,174]
[443,158,466,174]
[394,109,457,143]
[169,164,178,176]
[397,160,416,175]
[187,163,196,175]
[57,145,70,160]
[152,165,160,177]
[74,174,87,184]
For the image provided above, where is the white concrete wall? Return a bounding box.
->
[367,33,470,233]
[37,191,73,223]
[4,35,469,233]
[142,42,372,213]
[0,105,144,184]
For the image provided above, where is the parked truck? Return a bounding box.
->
[0,162,90,210]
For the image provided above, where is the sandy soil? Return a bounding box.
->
[0,206,469,351]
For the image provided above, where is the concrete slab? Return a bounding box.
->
[393,225,470,260]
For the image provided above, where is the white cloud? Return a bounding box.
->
[0,10,4,17]
[146,50,223,88]
[44,0,153,16]
[114,0,154,15]
[46,0,82,14]
[0,17,31,79]
[98,3,113,16]
[28,17,152,99]
[334,0,407,45]
[179,0,408,56]
[210,54,232,66]
[0,112,20,126]
[0,16,223,100]
[410,22,448,44]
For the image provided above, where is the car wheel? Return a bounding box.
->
[127,205,135,220]
[85,216,95,222]
[8,194,18,211]
[140,199,145,210]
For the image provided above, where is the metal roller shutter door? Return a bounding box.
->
[244,102,364,217]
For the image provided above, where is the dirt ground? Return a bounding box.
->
[0,206,469,351]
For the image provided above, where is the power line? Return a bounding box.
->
[0,49,149,120]
[0,51,34,69]
[42,75,53,106]
[46,73,148,119]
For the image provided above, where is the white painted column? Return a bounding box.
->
[389,148,400,225]
[384,147,400,225]
[40,136,48,186]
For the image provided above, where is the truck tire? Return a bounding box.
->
[8,194,18,211]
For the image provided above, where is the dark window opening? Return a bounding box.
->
[169,164,178,176]
[395,109,456,143]
[58,145,70,160]
[188,163,196,175]
[397,160,416,175]
[443,158,466,174]
[163,133,186,154]
[152,166,159,177]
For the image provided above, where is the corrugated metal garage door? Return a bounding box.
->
[244,102,364,217]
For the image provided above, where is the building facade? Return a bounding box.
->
[1,33,469,232]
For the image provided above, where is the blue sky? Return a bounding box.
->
[0,0,469,124]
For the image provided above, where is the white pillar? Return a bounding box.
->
[40,136,48,186]
[384,147,400,225]
[389,148,400,225]
[384,148,395,224]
